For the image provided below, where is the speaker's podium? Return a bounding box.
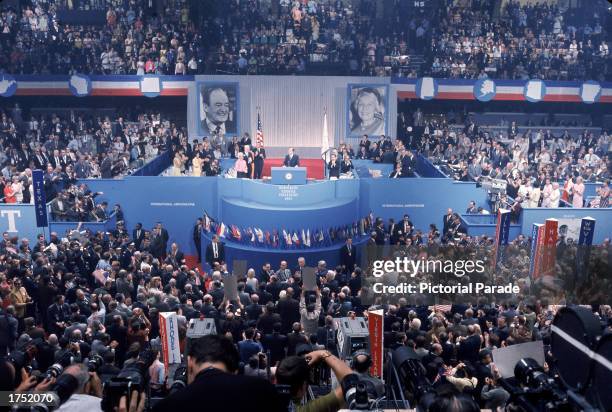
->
[271,166,307,185]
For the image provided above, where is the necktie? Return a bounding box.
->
[213,243,218,258]
[215,125,221,135]
[347,246,351,256]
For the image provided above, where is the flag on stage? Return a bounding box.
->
[316,228,324,244]
[322,108,330,162]
[306,229,311,247]
[292,232,300,246]
[255,228,264,243]
[230,225,241,241]
[265,231,271,245]
[217,222,227,238]
[203,212,212,232]
[301,229,307,247]
[256,111,264,146]
[272,230,279,247]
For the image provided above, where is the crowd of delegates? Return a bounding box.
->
[328,124,610,209]
[206,0,382,76]
[0,203,610,411]
[407,115,611,209]
[0,0,202,75]
[1,0,608,80]
[0,107,180,204]
[421,0,611,81]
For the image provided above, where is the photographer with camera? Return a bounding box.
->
[152,334,284,412]
[55,363,104,412]
[276,349,353,412]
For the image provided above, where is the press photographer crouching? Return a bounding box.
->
[152,334,285,412]
[276,349,355,412]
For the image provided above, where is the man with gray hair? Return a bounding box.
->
[56,364,103,412]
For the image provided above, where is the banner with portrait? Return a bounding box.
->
[197,82,240,139]
[347,84,388,137]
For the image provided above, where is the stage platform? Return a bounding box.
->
[200,232,369,272]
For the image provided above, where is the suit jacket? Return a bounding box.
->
[205,242,225,267]
[340,243,357,270]
[166,250,185,267]
[442,214,453,234]
[200,119,236,136]
[262,332,288,364]
[132,228,145,248]
[283,154,300,167]
[328,160,340,178]
[400,154,416,177]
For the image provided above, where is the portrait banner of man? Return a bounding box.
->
[347,84,388,137]
[198,82,239,139]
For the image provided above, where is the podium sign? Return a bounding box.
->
[271,167,307,185]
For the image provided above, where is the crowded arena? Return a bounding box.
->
[0,0,611,411]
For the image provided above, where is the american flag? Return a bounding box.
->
[256,111,264,146]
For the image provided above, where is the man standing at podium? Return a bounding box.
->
[283,147,300,167]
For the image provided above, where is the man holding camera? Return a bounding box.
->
[153,335,284,412]
[56,363,104,412]
[276,349,353,412]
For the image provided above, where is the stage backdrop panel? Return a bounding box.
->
[196,81,240,137]
[187,75,393,152]
[347,84,389,137]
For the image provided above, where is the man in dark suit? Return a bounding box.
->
[395,214,414,241]
[399,148,416,177]
[200,87,236,136]
[253,142,266,179]
[152,335,283,412]
[340,237,357,272]
[442,208,454,234]
[205,235,225,269]
[132,223,145,249]
[47,295,70,336]
[277,288,300,334]
[193,218,203,263]
[262,322,288,365]
[155,222,169,258]
[283,147,300,167]
[375,221,386,246]
[466,201,478,214]
[166,243,185,268]
[101,155,113,178]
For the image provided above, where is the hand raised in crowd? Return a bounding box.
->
[118,391,146,412]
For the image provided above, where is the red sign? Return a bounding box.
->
[542,219,558,277]
[368,309,384,379]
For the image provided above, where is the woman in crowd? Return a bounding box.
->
[172,149,187,176]
[561,175,573,206]
[2,177,16,203]
[549,182,561,208]
[572,176,585,208]
[541,177,554,207]
[235,152,248,178]
[192,154,203,177]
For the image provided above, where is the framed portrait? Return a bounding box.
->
[197,82,240,137]
[347,84,388,137]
